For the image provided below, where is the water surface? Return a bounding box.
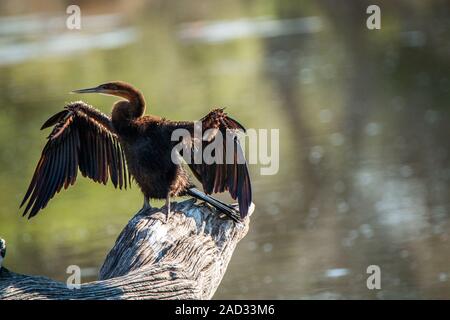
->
[0,1,449,299]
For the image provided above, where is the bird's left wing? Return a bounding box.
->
[20,101,129,218]
[168,108,252,218]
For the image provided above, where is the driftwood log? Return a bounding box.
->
[0,199,253,300]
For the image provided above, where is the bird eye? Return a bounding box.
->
[100,84,114,90]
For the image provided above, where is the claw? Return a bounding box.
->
[165,194,171,222]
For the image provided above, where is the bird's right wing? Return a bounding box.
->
[20,101,129,218]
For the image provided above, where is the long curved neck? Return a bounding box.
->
[111,88,146,129]
[122,88,146,118]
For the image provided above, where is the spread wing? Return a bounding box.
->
[20,101,129,219]
[170,108,252,218]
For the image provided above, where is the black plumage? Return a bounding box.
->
[20,81,252,221]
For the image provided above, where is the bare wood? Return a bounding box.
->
[0,199,253,300]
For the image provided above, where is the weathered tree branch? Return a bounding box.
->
[0,199,253,300]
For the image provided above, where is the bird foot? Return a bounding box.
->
[145,196,172,223]
[163,195,172,223]
[137,202,153,215]
[162,205,172,223]
[149,208,172,224]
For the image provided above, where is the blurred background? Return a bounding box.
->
[0,0,450,299]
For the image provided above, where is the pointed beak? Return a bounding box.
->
[71,86,103,94]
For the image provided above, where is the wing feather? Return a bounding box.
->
[171,108,252,218]
[21,102,129,218]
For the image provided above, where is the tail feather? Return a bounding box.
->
[186,187,241,222]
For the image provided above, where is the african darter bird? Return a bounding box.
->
[20,81,252,222]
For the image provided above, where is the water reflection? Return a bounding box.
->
[0,13,137,65]
[178,16,322,43]
[0,1,450,300]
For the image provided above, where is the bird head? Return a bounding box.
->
[72,81,138,100]
[72,81,146,118]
